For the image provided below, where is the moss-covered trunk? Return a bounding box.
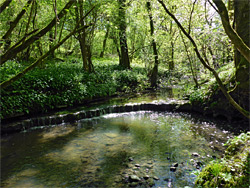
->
[233,0,250,112]
[234,1,250,91]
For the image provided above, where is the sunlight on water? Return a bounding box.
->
[1,111,233,188]
[38,126,75,143]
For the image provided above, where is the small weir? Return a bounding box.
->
[2,100,191,134]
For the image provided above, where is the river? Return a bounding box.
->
[1,88,235,187]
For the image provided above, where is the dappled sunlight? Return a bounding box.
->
[43,127,132,166]
[1,112,233,187]
[2,169,46,188]
[38,126,75,143]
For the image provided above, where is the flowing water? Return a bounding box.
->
[1,110,233,188]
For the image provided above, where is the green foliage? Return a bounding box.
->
[195,132,250,188]
[189,89,206,103]
[0,58,150,119]
[185,61,236,105]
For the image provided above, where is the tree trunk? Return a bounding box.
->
[169,41,174,70]
[212,0,250,63]
[100,24,110,58]
[0,0,12,14]
[49,30,55,58]
[1,0,33,50]
[158,0,250,119]
[147,2,159,88]
[75,2,88,71]
[234,0,250,91]
[0,0,74,65]
[87,45,94,72]
[75,0,94,72]
[118,0,130,69]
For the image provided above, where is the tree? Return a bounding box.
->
[157,0,250,119]
[118,0,130,69]
[0,0,75,65]
[0,0,13,14]
[1,1,95,89]
[100,23,110,58]
[212,0,250,63]
[1,0,33,51]
[0,25,88,89]
[233,0,249,91]
[146,1,159,88]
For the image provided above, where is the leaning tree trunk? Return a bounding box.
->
[0,0,13,14]
[0,25,88,89]
[1,0,33,50]
[158,0,250,119]
[0,0,74,65]
[212,0,250,63]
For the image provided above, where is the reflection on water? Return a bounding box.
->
[1,111,233,188]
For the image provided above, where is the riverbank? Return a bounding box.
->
[1,58,154,120]
[2,57,248,132]
[195,132,250,187]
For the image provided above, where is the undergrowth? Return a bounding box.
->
[195,132,250,188]
[0,58,152,119]
[185,61,236,104]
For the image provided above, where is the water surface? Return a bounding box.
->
[1,111,232,188]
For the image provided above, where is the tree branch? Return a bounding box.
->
[0,0,12,14]
[212,0,250,63]
[0,0,75,65]
[2,0,33,41]
[158,0,250,119]
[0,6,95,88]
[0,25,88,89]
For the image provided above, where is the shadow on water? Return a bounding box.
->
[1,125,83,187]
[1,110,235,188]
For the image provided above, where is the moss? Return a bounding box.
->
[195,132,250,188]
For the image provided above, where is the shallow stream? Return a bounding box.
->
[1,110,233,188]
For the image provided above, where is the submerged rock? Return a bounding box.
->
[148,178,155,186]
[153,176,159,180]
[172,162,178,167]
[129,175,141,182]
[128,157,134,162]
[196,161,203,167]
[192,152,200,157]
[170,167,177,172]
